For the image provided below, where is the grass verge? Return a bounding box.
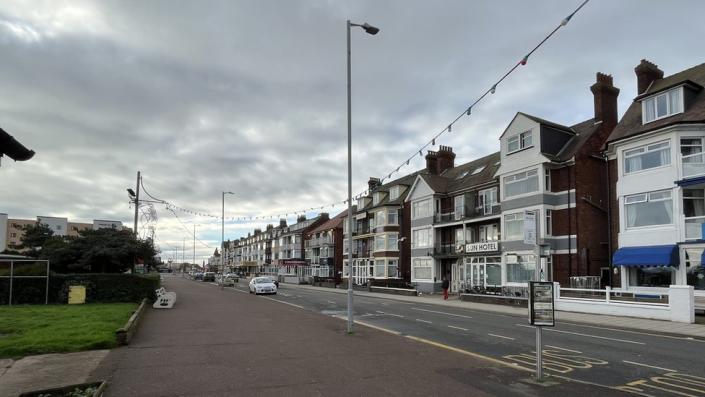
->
[0,303,138,359]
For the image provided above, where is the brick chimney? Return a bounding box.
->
[279,219,287,228]
[368,177,381,192]
[590,73,619,130]
[437,145,455,174]
[635,59,664,95]
[426,146,455,175]
[425,150,439,174]
[297,214,307,223]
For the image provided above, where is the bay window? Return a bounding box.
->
[504,213,524,240]
[684,189,705,239]
[374,260,386,277]
[506,254,535,283]
[681,137,705,177]
[504,169,539,198]
[375,235,385,251]
[412,199,432,219]
[412,228,432,248]
[625,189,673,228]
[387,259,399,278]
[624,140,671,173]
[479,224,499,242]
[413,258,433,280]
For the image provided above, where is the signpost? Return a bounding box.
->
[524,210,552,382]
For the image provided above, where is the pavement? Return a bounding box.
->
[288,283,705,338]
[0,350,109,396]
[92,276,626,396]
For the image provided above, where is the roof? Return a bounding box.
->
[608,61,705,143]
[360,169,428,212]
[552,118,599,162]
[407,152,500,197]
[308,209,346,234]
[517,112,574,134]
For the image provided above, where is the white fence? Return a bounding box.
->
[554,283,694,323]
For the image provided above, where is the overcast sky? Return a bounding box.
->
[1,0,704,263]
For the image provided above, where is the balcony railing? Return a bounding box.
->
[434,243,458,255]
[435,212,455,223]
[685,216,705,240]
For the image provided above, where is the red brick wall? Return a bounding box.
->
[550,166,573,192]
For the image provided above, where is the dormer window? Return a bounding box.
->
[508,131,532,153]
[373,192,383,206]
[357,198,366,209]
[389,186,400,201]
[642,87,683,124]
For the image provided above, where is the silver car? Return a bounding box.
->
[249,277,277,295]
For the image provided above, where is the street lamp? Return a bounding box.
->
[346,20,379,334]
[222,191,235,285]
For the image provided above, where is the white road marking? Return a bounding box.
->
[622,360,676,372]
[545,345,582,354]
[327,300,336,304]
[488,333,515,340]
[412,307,472,319]
[516,324,645,345]
[376,311,405,318]
[415,319,432,324]
[559,321,705,343]
[261,297,304,309]
[447,325,469,332]
[278,292,291,297]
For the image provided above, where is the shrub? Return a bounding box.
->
[0,273,160,305]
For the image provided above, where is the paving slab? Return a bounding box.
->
[0,350,109,396]
[92,277,625,396]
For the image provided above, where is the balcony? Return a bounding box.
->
[434,212,455,223]
[434,243,460,256]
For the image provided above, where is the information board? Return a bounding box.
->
[529,281,555,326]
[523,210,536,245]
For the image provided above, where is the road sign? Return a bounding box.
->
[529,281,555,327]
[523,210,537,245]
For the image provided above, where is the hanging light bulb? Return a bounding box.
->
[406,159,410,165]
[490,84,497,94]
[432,138,435,145]
[466,106,472,116]
[419,150,422,156]
[520,55,528,65]
[448,124,452,132]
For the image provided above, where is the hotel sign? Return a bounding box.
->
[465,241,499,253]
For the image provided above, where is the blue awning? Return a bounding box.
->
[677,176,705,187]
[613,245,679,267]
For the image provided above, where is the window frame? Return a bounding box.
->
[389,186,400,201]
[412,227,433,248]
[641,87,684,124]
[412,257,433,281]
[545,209,553,236]
[624,189,674,229]
[504,212,524,240]
[503,169,539,198]
[623,140,671,174]
[507,130,533,154]
[412,199,432,219]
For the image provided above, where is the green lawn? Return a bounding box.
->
[0,303,138,359]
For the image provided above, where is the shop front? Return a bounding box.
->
[459,241,502,294]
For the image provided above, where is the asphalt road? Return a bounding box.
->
[220,278,705,397]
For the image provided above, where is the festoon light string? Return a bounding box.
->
[138,0,590,226]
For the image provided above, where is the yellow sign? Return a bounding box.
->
[68,285,86,304]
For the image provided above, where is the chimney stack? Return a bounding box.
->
[635,59,664,95]
[590,73,619,130]
[368,177,381,192]
[279,219,287,228]
[426,146,455,175]
[297,214,307,223]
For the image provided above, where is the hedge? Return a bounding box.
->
[0,273,160,305]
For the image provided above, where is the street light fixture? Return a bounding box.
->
[222,191,235,287]
[346,19,379,334]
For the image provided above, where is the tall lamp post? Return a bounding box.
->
[346,20,379,334]
[222,191,235,282]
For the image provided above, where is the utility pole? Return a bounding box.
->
[193,224,196,267]
[182,238,185,265]
[133,171,140,237]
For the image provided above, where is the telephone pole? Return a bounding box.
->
[133,171,141,236]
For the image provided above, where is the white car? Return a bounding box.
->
[249,277,278,295]
[222,273,239,286]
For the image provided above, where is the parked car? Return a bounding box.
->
[222,273,239,286]
[249,277,277,295]
[202,272,216,282]
[194,272,204,281]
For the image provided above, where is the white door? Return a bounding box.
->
[470,258,486,290]
[451,261,462,292]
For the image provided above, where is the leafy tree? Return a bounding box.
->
[20,223,55,256]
